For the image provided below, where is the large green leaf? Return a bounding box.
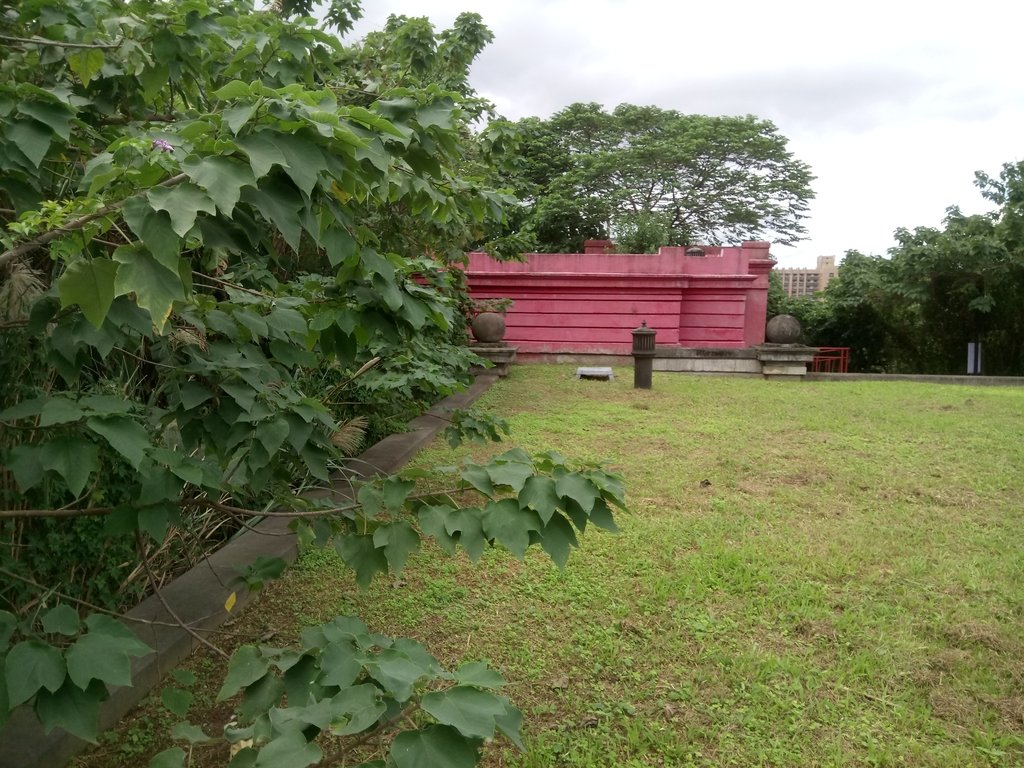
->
[329,683,386,736]
[5,640,66,707]
[34,679,103,743]
[178,381,213,410]
[371,521,420,575]
[363,648,432,702]
[538,513,577,569]
[421,686,509,739]
[18,100,75,140]
[138,467,184,506]
[148,183,217,237]
[139,63,170,101]
[40,605,81,636]
[588,496,619,532]
[86,415,150,469]
[442,508,485,561]
[268,698,334,734]
[346,106,406,138]
[58,258,119,328]
[40,436,99,497]
[122,197,181,272]
[67,48,104,85]
[273,133,326,197]
[83,613,151,655]
[66,629,141,689]
[80,393,135,416]
[237,133,288,180]
[0,396,48,422]
[390,725,479,768]
[212,80,252,100]
[381,476,415,512]
[453,661,505,690]
[253,732,321,768]
[40,397,84,426]
[459,464,494,497]
[161,687,193,718]
[265,306,307,341]
[481,498,540,559]
[255,417,290,456]
[170,721,213,743]
[356,484,383,519]
[184,156,256,216]
[223,103,257,134]
[6,445,44,492]
[113,245,186,331]
[416,504,458,554]
[148,747,187,768]
[240,182,304,252]
[415,100,456,131]
[218,645,271,701]
[485,459,535,493]
[494,702,525,750]
[555,472,599,513]
[228,748,258,768]
[321,225,356,267]
[518,475,561,525]
[238,672,285,722]
[318,641,360,687]
[336,534,388,588]
[6,118,52,167]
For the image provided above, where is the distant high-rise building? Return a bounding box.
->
[776,256,837,297]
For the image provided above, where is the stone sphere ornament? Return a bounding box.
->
[765,314,802,344]
[471,311,506,343]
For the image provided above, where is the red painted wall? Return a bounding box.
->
[465,241,774,354]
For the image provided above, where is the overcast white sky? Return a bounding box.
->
[347,1,1024,267]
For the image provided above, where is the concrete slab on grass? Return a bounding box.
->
[575,366,614,381]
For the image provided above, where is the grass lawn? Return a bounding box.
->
[78,366,1024,767]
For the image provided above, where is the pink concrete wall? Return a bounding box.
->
[465,242,774,354]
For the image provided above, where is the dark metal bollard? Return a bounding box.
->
[631,321,656,389]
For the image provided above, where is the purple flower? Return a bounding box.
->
[151,139,174,153]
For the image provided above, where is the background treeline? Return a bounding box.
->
[769,161,1024,376]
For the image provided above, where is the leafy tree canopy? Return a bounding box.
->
[784,160,1024,375]
[0,1,624,764]
[497,102,815,253]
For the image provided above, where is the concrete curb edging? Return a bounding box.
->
[2,374,500,768]
[805,372,1024,386]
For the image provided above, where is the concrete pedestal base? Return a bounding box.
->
[470,343,518,377]
[755,344,817,380]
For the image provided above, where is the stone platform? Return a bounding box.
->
[469,343,518,377]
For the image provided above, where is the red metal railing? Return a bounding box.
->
[811,347,850,373]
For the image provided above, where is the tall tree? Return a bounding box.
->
[501,103,815,253]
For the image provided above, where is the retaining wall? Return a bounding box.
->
[464,242,774,354]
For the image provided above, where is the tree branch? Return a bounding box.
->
[322,703,419,762]
[0,34,122,49]
[0,565,242,635]
[99,113,177,126]
[202,497,362,519]
[0,173,187,269]
[192,272,268,298]
[137,531,231,659]
[0,506,115,519]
